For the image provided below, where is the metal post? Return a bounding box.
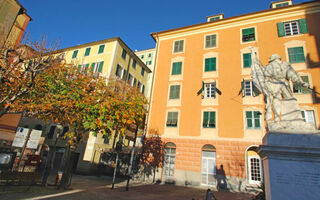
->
[111,152,118,190]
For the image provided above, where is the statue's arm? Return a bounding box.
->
[285,62,308,87]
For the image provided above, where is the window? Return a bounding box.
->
[288,47,305,63]
[244,80,253,96]
[242,28,255,42]
[103,134,109,144]
[169,85,180,99]
[209,16,220,21]
[115,64,123,78]
[203,111,216,128]
[122,69,127,80]
[171,62,182,75]
[72,50,78,58]
[141,85,145,94]
[246,111,261,129]
[146,61,152,65]
[204,83,216,98]
[148,53,152,58]
[275,2,289,8]
[141,55,144,59]
[121,49,127,59]
[277,19,308,37]
[293,75,310,94]
[163,143,176,177]
[166,112,178,127]
[204,57,216,72]
[133,78,137,86]
[141,68,145,76]
[205,34,217,48]
[137,81,141,90]
[98,45,105,54]
[128,73,133,85]
[78,64,89,72]
[84,47,91,56]
[248,156,262,184]
[173,40,184,53]
[90,61,104,73]
[201,145,216,186]
[301,110,315,126]
[132,60,136,69]
[243,53,252,68]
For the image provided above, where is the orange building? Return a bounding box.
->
[147,0,320,191]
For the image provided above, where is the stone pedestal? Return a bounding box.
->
[258,131,320,200]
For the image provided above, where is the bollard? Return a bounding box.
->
[206,189,213,200]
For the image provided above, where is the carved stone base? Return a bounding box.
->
[267,120,316,131]
[258,131,320,200]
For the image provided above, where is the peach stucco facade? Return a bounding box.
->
[147,1,320,190]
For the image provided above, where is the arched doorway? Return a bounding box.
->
[163,142,176,178]
[201,144,216,186]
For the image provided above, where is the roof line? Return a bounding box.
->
[151,0,317,38]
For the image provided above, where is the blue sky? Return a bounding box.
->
[19,0,310,51]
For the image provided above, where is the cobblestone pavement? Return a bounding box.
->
[0,175,254,200]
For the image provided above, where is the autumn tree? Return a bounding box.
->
[0,37,62,117]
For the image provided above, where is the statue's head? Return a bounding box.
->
[269,54,281,63]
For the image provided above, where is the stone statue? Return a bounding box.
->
[249,47,315,131]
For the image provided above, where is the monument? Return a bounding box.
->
[250,47,320,200]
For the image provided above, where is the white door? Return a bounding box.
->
[201,151,216,186]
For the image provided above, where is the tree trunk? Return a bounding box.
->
[111,152,119,190]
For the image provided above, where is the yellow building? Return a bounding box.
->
[0,0,31,48]
[148,0,320,191]
[57,37,151,173]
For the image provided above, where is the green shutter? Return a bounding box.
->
[288,47,305,63]
[301,76,310,94]
[209,112,215,128]
[298,18,308,34]
[169,86,175,99]
[205,58,216,72]
[84,48,91,56]
[301,111,305,121]
[98,61,104,72]
[115,65,120,76]
[72,50,78,58]
[172,62,182,75]
[246,111,253,128]
[175,85,180,99]
[203,112,209,127]
[91,63,95,72]
[98,45,105,54]
[277,22,285,37]
[243,53,252,68]
[254,111,260,128]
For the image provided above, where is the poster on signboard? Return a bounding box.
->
[27,130,42,149]
[12,127,29,148]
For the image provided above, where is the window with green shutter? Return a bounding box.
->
[98,61,104,72]
[275,2,289,8]
[203,111,216,128]
[242,28,255,42]
[132,60,136,69]
[141,68,145,76]
[293,75,310,94]
[277,19,308,37]
[169,85,180,99]
[246,111,261,129]
[72,50,78,58]
[204,57,216,72]
[205,34,217,48]
[166,112,178,127]
[243,53,252,68]
[121,49,127,59]
[98,45,105,54]
[288,47,305,63]
[84,48,91,56]
[115,64,122,77]
[90,63,95,72]
[171,62,182,75]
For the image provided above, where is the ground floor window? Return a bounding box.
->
[247,148,263,185]
[201,145,216,186]
[163,142,176,177]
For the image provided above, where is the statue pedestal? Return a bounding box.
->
[258,131,320,200]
